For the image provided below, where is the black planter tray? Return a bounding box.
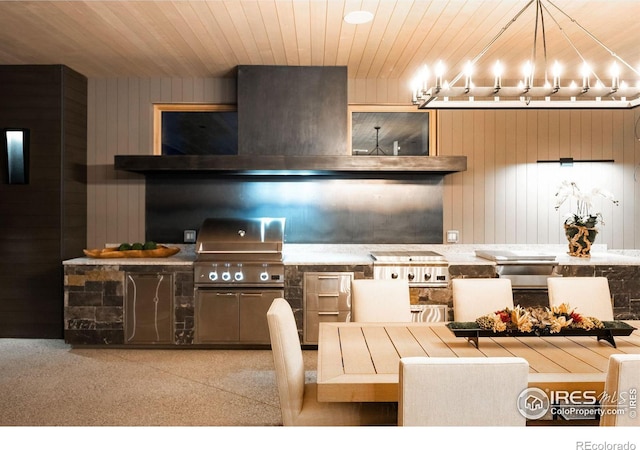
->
[446,321,637,349]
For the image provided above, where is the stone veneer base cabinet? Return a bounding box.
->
[64,264,194,346]
[63,261,640,346]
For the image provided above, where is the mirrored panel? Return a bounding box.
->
[349,106,435,156]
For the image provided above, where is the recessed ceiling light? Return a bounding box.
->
[344,10,374,25]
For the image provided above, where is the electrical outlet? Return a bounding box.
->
[184,230,196,243]
[446,230,459,243]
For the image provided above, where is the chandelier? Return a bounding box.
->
[412,0,640,109]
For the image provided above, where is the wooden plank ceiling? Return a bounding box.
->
[0,0,638,88]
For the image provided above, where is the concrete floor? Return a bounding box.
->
[1,339,634,450]
[0,339,318,427]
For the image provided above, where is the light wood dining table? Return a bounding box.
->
[316,320,640,402]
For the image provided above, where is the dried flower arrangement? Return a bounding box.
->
[475,303,604,334]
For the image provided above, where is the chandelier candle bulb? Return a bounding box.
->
[493,61,503,90]
[581,62,591,91]
[611,62,620,91]
[435,61,444,89]
[523,61,532,90]
[421,65,429,91]
[464,61,473,91]
[553,61,561,90]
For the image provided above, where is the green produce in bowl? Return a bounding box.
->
[118,243,132,251]
[143,241,157,250]
[131,242,144,250]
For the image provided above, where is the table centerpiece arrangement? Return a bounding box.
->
[447,303,635,348]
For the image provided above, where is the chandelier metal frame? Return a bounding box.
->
[412,0,640,109]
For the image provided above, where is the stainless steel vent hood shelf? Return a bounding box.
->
[114,155,467,175]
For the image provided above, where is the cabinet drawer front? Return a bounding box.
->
[305,274,352,295]
[305,292,351,311]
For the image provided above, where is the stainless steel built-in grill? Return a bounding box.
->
[370,250,449,288]
[193,218,286,345]
[194,217,285,288]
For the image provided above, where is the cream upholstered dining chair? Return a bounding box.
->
[600,354,640,426]
[398,356,529,426]
[266,298,397,426]
[547,277,614,321]
[351,279,412,322]
[452,278,514,322]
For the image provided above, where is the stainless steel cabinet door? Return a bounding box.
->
[195,291,240,343]
[239,290,283,344]
[125,273,174,344]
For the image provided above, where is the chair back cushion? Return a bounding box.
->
[600,354,640,426]
[547,277,614,321]
[351,279,411,322]
[266,298,305,425]
[399,356,529,426]
[452,278,514,322]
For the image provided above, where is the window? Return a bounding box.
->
[349,105,436,156]
[153,104,237,155]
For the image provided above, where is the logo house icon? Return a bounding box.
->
[517,388,550,420]
[525,394,544,411]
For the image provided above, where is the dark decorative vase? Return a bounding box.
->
[564,224,597,257]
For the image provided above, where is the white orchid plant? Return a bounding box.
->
[554,181,619,228]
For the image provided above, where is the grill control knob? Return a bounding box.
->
[391,273,399,279]
[407,273,415,281]
[221,263,232,281]
[260,263,269,281]
[233,263,243,281]
[208,272,218,281]
[424,273,432,281]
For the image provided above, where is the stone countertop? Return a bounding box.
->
[282,243,640,266]
[63,243,640,266]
